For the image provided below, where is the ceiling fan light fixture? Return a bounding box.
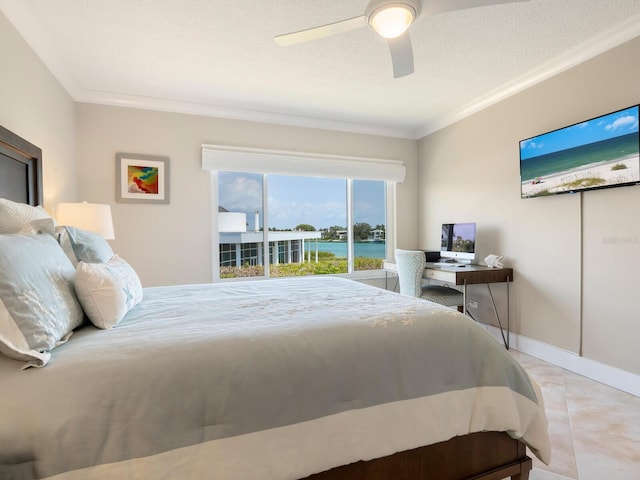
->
[368,3,416,39]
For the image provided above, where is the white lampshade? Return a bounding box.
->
[369,4,416,39]
[56,202,115,239]
[218,212,247,233]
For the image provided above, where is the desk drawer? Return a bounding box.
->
[425,268,456,283]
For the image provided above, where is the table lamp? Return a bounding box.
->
[56,202,115,239]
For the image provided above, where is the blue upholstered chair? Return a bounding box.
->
[395,249,464,309]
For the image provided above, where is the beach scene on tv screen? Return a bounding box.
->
[520,106,640,197]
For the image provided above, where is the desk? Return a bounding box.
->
[383,261,514,349]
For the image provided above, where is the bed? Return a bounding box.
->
[0,125,550,480]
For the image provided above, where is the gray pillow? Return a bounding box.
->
[0,234,84,367]
[58,226,114,265]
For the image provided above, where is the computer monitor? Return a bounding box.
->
[440,223,476,263]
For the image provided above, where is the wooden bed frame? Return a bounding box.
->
[308,432,531,480]
[0,125,42,206]
[0,124,531,480]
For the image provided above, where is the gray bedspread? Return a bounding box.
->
[0,276,550,479]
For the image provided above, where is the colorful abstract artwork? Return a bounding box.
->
[116,153,169,204]
[127,165,159,194]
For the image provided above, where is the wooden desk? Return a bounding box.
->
[424,263,513,286]
[383,261,514,349]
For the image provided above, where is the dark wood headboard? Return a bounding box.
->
[0,125,43,206]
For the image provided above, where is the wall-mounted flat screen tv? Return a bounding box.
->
[520,104,640,198]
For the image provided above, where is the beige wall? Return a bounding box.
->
[0,11,77,210]
[418,37,640,375]
[75,104,418,287]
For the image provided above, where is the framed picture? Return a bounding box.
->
[116,153,170,204]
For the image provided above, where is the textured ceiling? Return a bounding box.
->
[2,0,640,138]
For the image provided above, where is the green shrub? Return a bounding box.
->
[271,258,347,276]
[355,257,383,270]
[222,256,383,278]
[220,265,264,278]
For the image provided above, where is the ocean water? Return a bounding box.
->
[316,241,386,259]
[520,133,639,181]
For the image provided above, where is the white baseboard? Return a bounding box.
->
[486,325,640,398]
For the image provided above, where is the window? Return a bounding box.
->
[218,172,263,278]
[203,144,405,281]
[219,173,387,278]
[353,180,387,271]
[268,175,348,276]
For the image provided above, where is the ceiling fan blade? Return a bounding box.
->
[274,15,367,46]
[422,0,528,16]
[388,31,413,78]
[388,33,414,78]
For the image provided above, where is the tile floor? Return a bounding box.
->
[509,350,640,479]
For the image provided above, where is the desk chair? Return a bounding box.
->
[395,249,464,311]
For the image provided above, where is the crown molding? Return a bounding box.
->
[3,1,639,141]
[416,13,640,139]
[73,89,417,139]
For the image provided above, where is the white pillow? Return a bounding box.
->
[0,198,54,234]
[74,255,143,329]
[0,234,84,368]
[21,217,56,235]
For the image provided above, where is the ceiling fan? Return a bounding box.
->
[275,0,528,78]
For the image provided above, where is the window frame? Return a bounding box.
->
[204,145,404,282]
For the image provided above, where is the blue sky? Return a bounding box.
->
[219,173,385,230]
[520,105,639,160]
[451,223,476,242]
